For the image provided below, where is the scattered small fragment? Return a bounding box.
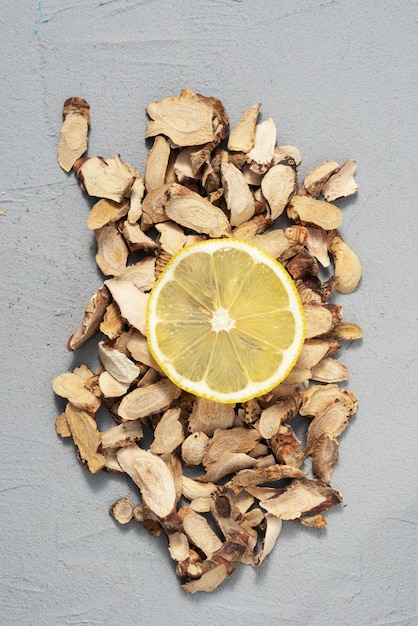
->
[53,89,362,593]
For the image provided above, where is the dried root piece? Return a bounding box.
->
[296,513,327,528]
[98,371,130,398]
[173,147,198,183]
[52,371,101,414]
[100,420,143,450]
[181,432,210,466]
[295,339,339,371]
[303,303,335,338]
[144,135,171,191]
[305,227,330,267]
[251,231,289,259]
[181,563,230,594]
[322,159,358,201]
[98,341,140,385]
[257,398,299,439]
[74,155,136,202]
[310,357,348,383]
[87,198,129,230]
[188,397,236,436]
[117,444,176,519]
[229,464,306,489]
[328,231,362,293]
[99,302,125,340]
[119,221,158,254]
[140,182,172,230]
[179,538,246,590]
[261,163,297,220]
[145,93,215,147]
[298,160,339,197]
[67,285,111,351]
[200,451,257,484]
[192,90,230,147]
[259,477,342,520]
[301,384,358,460]
[274,145,302,166]
[57,97,90,172]
[300,383,348,417]
[55,412,71,438]
[128,175,145,223]
[117,257,156,292]
[286,249,319,279]
[270,424,304,468]
[104,279,148,335]
[255,514,283,566]
[156,221,203,255]
[150,407,184,454]
[288,195,343,230]
[109,497,135,524]
[221,162,255,226]
[228,103,261,152]
[332,321,363,341]
[232,213,271,239]
[210,490,251,549]
[246,118,276,173]
[65,402,106,473]
[311,435,339,483]
[95,222,129,276]
[179,506,223,557]
[167,531,190,562]
[182,476,217,510]
[164,183,231,237]
[161,452,183,505]
[238,398,262,425]
[125,331,163,373]
[118,379,182,421]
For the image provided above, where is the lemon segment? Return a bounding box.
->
[146,238,306,404]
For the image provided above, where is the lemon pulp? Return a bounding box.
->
[146,239,305,404]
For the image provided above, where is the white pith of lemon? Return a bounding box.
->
[146,238,306,404]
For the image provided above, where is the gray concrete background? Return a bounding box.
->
[1,1,417,624]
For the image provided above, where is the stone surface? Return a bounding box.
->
[0,1,417,624]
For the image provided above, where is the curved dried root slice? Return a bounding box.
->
[65,403,106,474]
[322,159,358,201]
[116,445,176,519]
[328,231,362,293]
[288,195,343,230]
[57,97,90,172]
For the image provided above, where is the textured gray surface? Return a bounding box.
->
[1,1,417,624]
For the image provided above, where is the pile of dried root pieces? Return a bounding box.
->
[53,89,363,593]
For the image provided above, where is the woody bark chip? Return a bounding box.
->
[53,88,363,593]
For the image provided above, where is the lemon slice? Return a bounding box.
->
[146,238,305,404]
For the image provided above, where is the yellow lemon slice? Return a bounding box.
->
[146,238,305,404]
